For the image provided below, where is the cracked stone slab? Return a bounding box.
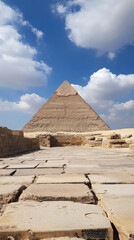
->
[99,196,134,240]
[92,184,134,199]
[0,184,25,204]
[88,172,134,184]
[15,168,63,176]
[0,175,35,186]
[36,174,89,184]
[0,201,113,239]
[6,163,39,169]
[20,183,94,203]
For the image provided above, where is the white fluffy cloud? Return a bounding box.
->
[0,93,46,114]
[0,0,51,90]
[101,100,134,129]
[56,0,134,55]
[72,68,134,128]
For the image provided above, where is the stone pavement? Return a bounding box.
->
[0,146,133,239]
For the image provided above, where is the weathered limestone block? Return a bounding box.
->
[87,136,95,140]
[111,143,129,148]
[0,175,35,186]
[36,174,89,184]
[107,133,121,139]
[15,168,63,176]
[0,126,40,157]
[123,134,132,139]
[12,130,23,137]
[130,144,134,151]
[88,172,134,184]
[20,183,95,203]
[85,140,102,147]
[37,134,51,147]
[0,184,25,205]
[95,137,103,141]
[6,163,39,169]
[0,127,12,135]
[92,184,134,200]
[0,201,113,239]
[50,134,86,147]
[37,162,64,168]
[102,138,128,148]
[99,197,134,240]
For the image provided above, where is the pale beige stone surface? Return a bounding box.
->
[15,168,63,176]
[100,196,134,240]
[6,163,39,169]
[37,162,65,168]
[88,172,134,184]
[65,165,100,174]
[0,175,35,185]
[0,184,25,204]
[0,169,16,176]
[0,146,134,239]
[20,183,94,203]
[130,144,134,151]
[0,164,8,169]
[35,157,64,161]
[36,174,89,184]
[92,184,134,199]
[0,201,112,239]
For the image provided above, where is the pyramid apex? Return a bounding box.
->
[56,80,77,96]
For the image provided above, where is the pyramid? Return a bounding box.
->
[23,81,110,133]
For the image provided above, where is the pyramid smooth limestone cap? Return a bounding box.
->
[56,81,78,96]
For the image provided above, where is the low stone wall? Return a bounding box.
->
[50,134,86,147]
[24,129,134,150]
[37,133,103,147]
[0,127,39,157]
[37,134,51,147]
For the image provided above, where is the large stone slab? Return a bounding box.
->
[0,175,35,186]
[92,184,134,199]
[6,163,39,169]
[65,165,99,174]
[100,196,134,240]
[0,201,113,239]
[15,168,63,176]
[88,172,134,184]
[36,174,89,184]
[37,162,65,168]
[20,183,94,203]
[0,184,25,204]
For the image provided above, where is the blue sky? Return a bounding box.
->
[0,0,134,130]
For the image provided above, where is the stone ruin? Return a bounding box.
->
[0,81,134,240]
[0,127,39,158]
[22,81,134,150]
